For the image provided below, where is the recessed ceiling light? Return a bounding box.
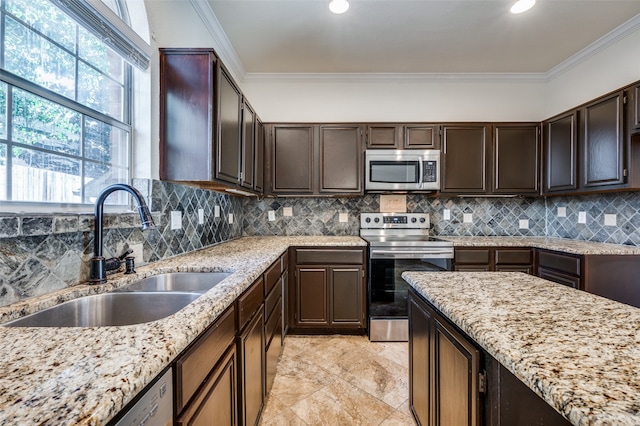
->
[510,0,535,14]
[329,0,349,14]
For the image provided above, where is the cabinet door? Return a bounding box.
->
[319,125,363,194]
[254,120,265,193]
[366,124,402,148]
[296,266,328,325]
[493,124,540,194]
[240,102,255,189]
[433,316,481,426]
[329,266,363,325]
[177,347,237,426]
[238,309,265,426]
[159,49,216,182]
[271,125,314,193]
[404,124,440,149]
[409,292,433,426]
[217,67,242,184]
[581,91,625,188]
[634,85,640,129]
[441,124,490,194]
[543,111,578,193]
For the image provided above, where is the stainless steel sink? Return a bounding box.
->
[3,292,200,327]
[117,272,231,294]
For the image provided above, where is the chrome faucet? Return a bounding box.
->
[89,184,156,283]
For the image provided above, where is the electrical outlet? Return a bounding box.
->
[604,213,617,226]
[228,213,234,224]
[214,205,220,218]
[519,219,529,229]
[463,213,473,223]
[557,207,566,218]
[578,211,587,224]
[268,210,276,221]
[198,208,204,224]
[170,211,182,230]
[339,213,348,223]
[283,207,293,217]
[443,209,451,220]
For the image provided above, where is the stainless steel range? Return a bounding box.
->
[360,213,454,342]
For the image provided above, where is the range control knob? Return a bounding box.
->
[365,217,371,223]
[420,217,426,223]
[411,217,417,223]
[374,217,380,223]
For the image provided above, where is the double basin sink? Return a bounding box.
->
[3,272,231,328]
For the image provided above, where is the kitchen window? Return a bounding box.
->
[0,0,145,207]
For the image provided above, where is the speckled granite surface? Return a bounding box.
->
[0,236,365,426]
[403,271,640,426]
[440,236,640,255]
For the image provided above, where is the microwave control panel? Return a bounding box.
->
[423,161,437,182]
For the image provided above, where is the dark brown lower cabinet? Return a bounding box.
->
[454,247,533,274]
[176,347,237,426]
[238,308,265,426]
[409,288,571,426]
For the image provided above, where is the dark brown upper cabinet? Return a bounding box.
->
[365,123,439,149]
[319,125,363,194]
[493,123,540,195]
[633,84,640,130]
[268,124,364,196]
[581,91,625,188]
[159,48,263,195]
[543,111,578,194]
[159,49,217,183]
[543,90,627,195]
[440,124,491,194]
[217,67,243,186]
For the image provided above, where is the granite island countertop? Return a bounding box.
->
[0,236,365,426]
[403,271,640,426]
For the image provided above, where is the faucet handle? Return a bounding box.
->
[118,248,134,260]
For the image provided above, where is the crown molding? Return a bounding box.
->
[188,0,246,80]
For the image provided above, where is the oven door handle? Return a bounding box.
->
[370,250,454,259]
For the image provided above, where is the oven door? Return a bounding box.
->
[368,250,452,341]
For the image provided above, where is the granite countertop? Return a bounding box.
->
[403,271,640,426]
[0,236,365,426]
[439,236,640,255]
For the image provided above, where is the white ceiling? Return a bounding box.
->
[204,0,640,76]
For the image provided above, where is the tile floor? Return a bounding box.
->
[259,335,416,426]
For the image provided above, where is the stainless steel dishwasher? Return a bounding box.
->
[113,367,173,426]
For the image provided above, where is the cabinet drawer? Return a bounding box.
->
[454,249,491,264]
[265,279,282,320]
[264,259,281,296]
[538,267,581,289]
[295,248,364,265]
[238,277,264,331]
[495,249,531,265]
[537,250,581,275]
[454,265,491,272]
[175,304,236,412]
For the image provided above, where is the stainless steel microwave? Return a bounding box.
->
[365,149,441,192]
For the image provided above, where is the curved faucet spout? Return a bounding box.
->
[90,184,156,283]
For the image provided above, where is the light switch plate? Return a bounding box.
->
[268,210,276,221]
[519,219,529,229]
[339,213,349,223]
[604,213,617,226]
[578,211,587,224]
[214,205,220,218]
[228,213,234,224]
[198,209,204,224]
[283,207,293,217]
[463,213,473,223]
[170,211,182,230]
[443,209,451,220]
[557,207,566,218]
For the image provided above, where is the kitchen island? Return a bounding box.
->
[0,236,365,425]
[403,271,640,426]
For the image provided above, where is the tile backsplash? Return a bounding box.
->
[0,180,242,307]
[3,184,640,307]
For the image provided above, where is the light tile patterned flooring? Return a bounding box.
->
[259,335,416,426]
